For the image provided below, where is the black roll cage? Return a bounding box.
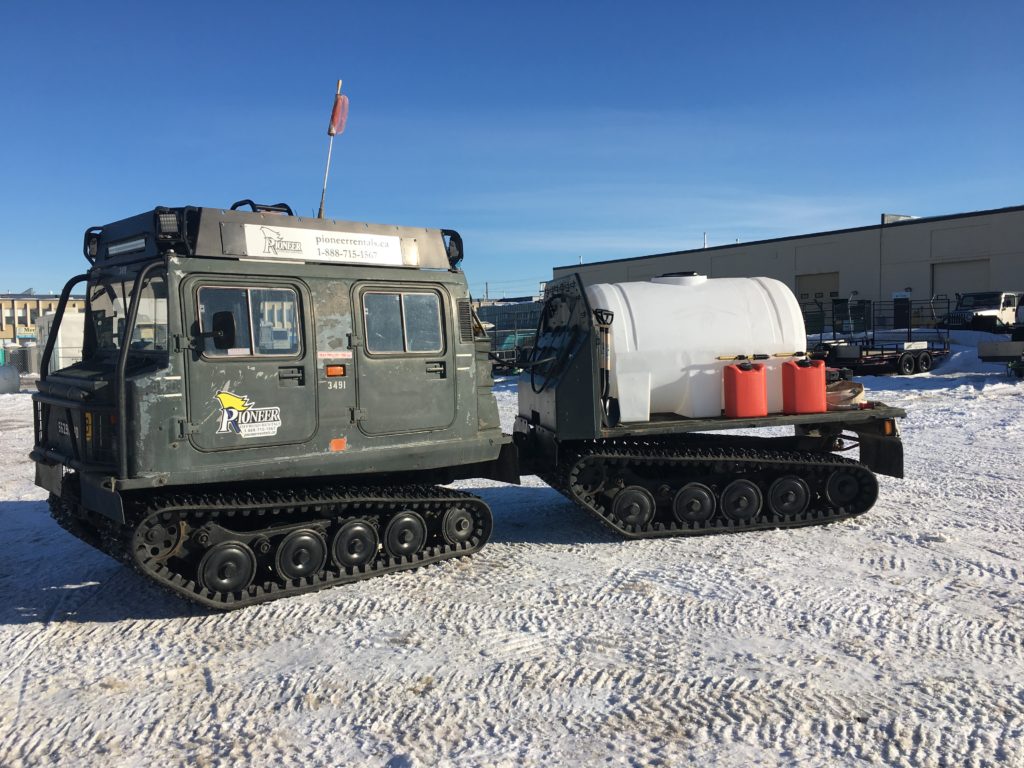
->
[39,259,164,480]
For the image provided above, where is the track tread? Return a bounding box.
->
[544,439,879,539]
[50,482,492,611]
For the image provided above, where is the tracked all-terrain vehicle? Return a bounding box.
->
[32,202,905,609]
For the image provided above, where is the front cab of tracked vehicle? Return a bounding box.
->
[32,203,513,523]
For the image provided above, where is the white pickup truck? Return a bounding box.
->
[945,291,1022,330]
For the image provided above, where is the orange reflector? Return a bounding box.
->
[883,419,895,436]
[326,365,346,377]
[329,437,348,452]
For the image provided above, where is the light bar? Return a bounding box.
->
[107,237,147,256]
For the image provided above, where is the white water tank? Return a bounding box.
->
[585,274,806,421]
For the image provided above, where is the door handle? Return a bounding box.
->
[278,366,305,386]
[425,361,446,377]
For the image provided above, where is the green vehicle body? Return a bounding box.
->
[33,204,515,524]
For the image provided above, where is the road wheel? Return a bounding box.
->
[610,485,656,528]
[672,483,716,523]
[332,520,378,568]
[915,351,933,373]
[384,512,427,558]
[442,507,476,546]
[897,352,915,375]
[275,529,328,580]
[768,476,810,516]
[720,479,763,522]
[198,541,257,593]
[825,470,861,508]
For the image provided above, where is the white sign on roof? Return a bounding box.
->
[241,224,404,266]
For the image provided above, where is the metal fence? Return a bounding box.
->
[801,296,951,349]
[475,301,542,370]
[4,345,42,375]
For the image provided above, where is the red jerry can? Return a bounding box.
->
[723,362,768,418]
[782,358,827,415]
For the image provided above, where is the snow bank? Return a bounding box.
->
[0,369,1022,766]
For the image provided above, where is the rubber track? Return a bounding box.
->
[50,483,492,611]
[542,440,879,538]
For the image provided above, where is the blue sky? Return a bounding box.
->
[1,1,1021,297]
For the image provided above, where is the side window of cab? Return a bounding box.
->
[197,286,301,357]
[363,290,443,355]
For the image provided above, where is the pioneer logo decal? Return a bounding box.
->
[260,226,303,256]
[215,390,282,438]
[241,224,403,265]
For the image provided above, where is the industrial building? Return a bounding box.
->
[1,293,85,345]
[553,204,1024,302]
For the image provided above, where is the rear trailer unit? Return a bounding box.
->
[514,274,904,540]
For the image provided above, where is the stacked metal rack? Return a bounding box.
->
[803,296,951,375]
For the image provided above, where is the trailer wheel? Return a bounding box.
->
[768,476,810,516]
[672,483,716,523]
[915,351,933,373]
[720,479,763,522]
[897,352,915,375]
[611,486,656,528]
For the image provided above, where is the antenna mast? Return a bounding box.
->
[318,80,349,219]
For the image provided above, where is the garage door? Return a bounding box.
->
[931,259,989,299]
[796,272,839,302]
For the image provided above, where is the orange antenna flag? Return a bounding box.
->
[328,80,349,136]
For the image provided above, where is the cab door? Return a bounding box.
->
[354,283,456,435]
[183,277,317,450]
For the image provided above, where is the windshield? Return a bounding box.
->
[86,268,168,358]
[956,292,1001,309]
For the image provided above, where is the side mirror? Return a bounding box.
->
[211,311,236,350]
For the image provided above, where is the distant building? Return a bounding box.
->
[1,293,85,344]
[553,204,1024,302]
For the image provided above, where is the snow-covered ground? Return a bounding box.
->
[1,337,1022,766]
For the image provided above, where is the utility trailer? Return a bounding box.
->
[978,324,1024,379]
[804,296,950,375]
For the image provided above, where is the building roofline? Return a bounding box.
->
[0,295,84,300]
[553,202,1024,272]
